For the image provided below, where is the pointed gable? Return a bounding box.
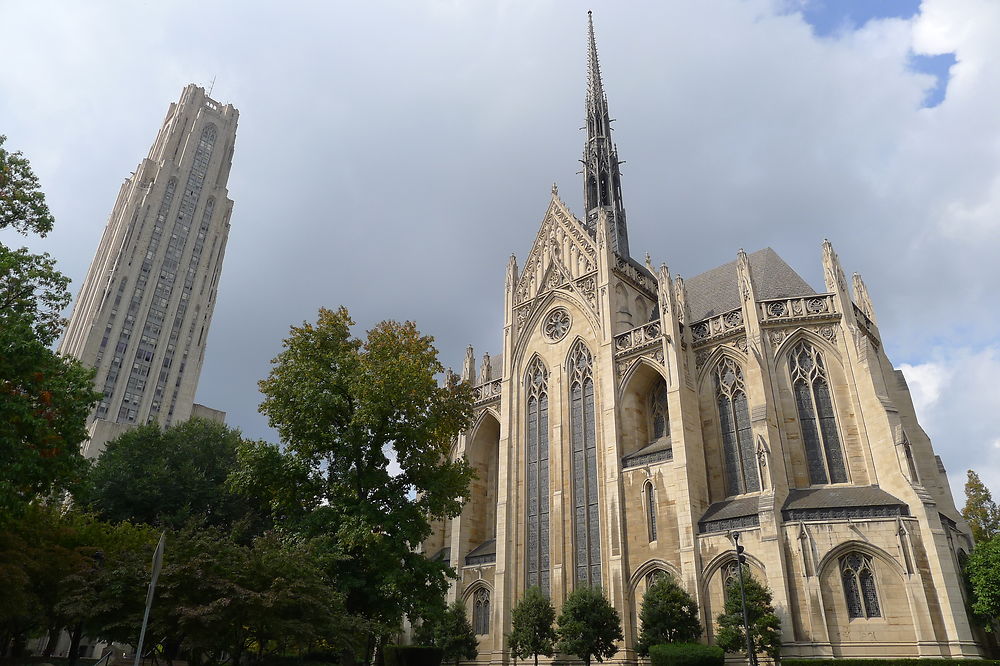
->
[513,195,598,307]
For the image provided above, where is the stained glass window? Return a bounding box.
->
[525,358,550,595]
[714,358,760,496]
[840,553,881,618]
[790,341,847,484]
[473,587,490,635]
[645,481,657,542]
[569,341,601,586]
[649,378,668,441]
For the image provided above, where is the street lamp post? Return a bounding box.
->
[731,532,758,666]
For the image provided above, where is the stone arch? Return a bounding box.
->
[772,326,843,366]
[696,345,749,392]
[619,360,669,459]
[699,352,759,500]
[628,559,685,645]
[511,289,600,369]
[701,549,767,644]
[462,579,496,643]
[816,540,916,653]
[462,410,500,563]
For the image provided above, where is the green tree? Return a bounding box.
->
[429,601,477,666]
[508,586,557,666]
[79,418,268,536]
[241,306,476,659]
[0,135,100,515]
[716,570,781,659]
[635,574,702,656]
[555,586,623,666]
[962,470,1000,543]
[966,535,1000,625]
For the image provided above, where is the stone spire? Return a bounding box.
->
[582,11,630,258]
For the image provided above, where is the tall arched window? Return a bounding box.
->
[644,480,657,542]
[569,341,601,586]
[840,553,881,618]
[525,358,550,594]
[714,358,759,495]
[473,587,490,635]
[790,341,848,484]
[649,378,668,442]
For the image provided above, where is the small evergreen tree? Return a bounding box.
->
[433,601,478,666]
[962,470,1000,543]
[556,585,623,666]
[716,570,781,659]
[635,574,702,656]
[509,586,557,666]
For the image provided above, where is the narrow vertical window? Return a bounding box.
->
[790,341,847,484]
[649,377,668,442]
[525,358,550,595]
[473,587,490,635]
[569,341,601,586]
[715,358,760,495]
[645,480,657,542]
[840,553,881,618]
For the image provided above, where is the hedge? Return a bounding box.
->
[382,646,444,666]
[649,643,725,666]
[781,659,1000,666]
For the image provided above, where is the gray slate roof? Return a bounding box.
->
[685,247,816,322]
[466,538,496,559]
[699,495,760,524]
[782,486,906,511]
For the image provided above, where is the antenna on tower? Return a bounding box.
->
[207,76,216,97]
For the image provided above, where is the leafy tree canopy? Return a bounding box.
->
[0,135,99,516]
[555,585,623,666]
[239,306,476,652]
[79,418,267,535]
[962,470,1000,543]
[716,569,782,659]
[966,535,1000,625]
[635,574,702,656]
[509,586,557,666]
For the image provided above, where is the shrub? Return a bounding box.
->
[782,661,1000,666]
[382,646,443,666]
[648,643,724,666]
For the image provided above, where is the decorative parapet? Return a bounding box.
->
[853,303,880,348]
[613,256,657,299]
[473,378,502,406]
[759,294,837,324]
[690,308,745,347]
[614,322,664,359]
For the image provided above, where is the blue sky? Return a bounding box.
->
[797,0,955,106]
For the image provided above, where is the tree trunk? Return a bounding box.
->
[534,654,538,666]
[43,624,60,657]
[67,622,84,666]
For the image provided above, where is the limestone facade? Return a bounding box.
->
[423,15,981,663]
[59,84,238,457]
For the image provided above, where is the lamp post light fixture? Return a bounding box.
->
[730,531,758,666]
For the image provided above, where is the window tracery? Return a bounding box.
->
[714,357,759,496]
[840,552,881,619]
[473,587,490,635]
[525,358,550,595]
[649,378,668,442]
[569,341,601,585]
[789,341,847,484]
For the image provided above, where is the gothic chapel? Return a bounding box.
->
[422,13,981,662]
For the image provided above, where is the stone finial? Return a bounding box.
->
[462,345,476,383]
[852,272,877,325]
[822,239,847,293]
[551,182,559,196]
[506,253,518,288]
[674,274,689,324]
[736,248,754,304]
[480,353,492,383]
